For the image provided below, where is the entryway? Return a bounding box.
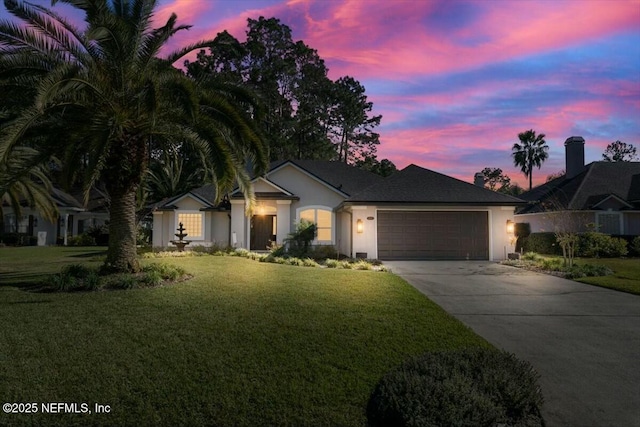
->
[250,215,276,250]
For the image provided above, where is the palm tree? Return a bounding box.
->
[512,129,549,191]
[0,0,267,272]
[0,146,58,231]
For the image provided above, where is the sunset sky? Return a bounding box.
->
[2,0,639,187]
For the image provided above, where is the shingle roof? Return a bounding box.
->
[159,160,383,207]
[346,164,525,205]
[272,160,384,196]
[190,184,218,204]
[518,161,640,213]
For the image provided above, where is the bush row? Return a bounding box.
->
[0,233,37,246]
[46,263,187,292]
[505,253,614,279]
[143,246,389,271]
[517,232,638,257]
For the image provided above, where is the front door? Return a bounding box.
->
[251,215,276,250]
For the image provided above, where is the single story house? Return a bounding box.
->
[153,160,525,260]
[516,136,640,235]
[2,187,109,245]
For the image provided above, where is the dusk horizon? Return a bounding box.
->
[2,0,638,188]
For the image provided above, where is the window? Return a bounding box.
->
[177,212,204,240]
[3,215,28,233]
[597,212,621,234]
[300,208,333,242]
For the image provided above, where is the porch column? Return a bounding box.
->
[230,199,247,249]
[152,211,164,247]
[62,213,69,246]
[276,200,291,244]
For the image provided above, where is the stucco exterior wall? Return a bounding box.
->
[230,200,247,248]
[350,206,377,259]
[337,211,351,256]
[516,211,595,234]
[623,212,640,235]
[209,211,230,246]
[268,164,346,236]
[490,206,517,260]
[152,211,176,248]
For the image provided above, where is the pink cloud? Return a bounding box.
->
[291,0,640,80]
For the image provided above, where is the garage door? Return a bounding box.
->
[377,211,489,260]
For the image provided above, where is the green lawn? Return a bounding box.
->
[0,247,488,426]
[573,257,640,295]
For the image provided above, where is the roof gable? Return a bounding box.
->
[589,194,633,210]
[267,160,384,197]
[250,177,294,195]
[347,164,525,205]
[162,191,214,210]
[519,162,640,213]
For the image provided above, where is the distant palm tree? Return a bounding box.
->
[512,129,549,190]
[0,0,267,272]
[0,146,58,230]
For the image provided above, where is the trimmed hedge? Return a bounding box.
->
[367,348,545,427]
[520,232,633,258]
[0,233,37,246]
[519,232,562,255]
[614,235,640,257]
[515,222,531,238]
[579,232,628,258]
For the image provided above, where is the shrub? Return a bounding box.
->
[67,234,97,247]
[581,264,613,277]
[0,232,20,245]
[284,220,317,257]
[285,257,304,266]
[522,252,542,262]
[564,264,613,280]
[232,248,250,258]
[0,233,36,246]
[633,236,640,257]
[51,264,102,291]
[113,275,138,290]
[302,258,320,268]
[340,260,353,269]
[366,348,545,427]
[141,270,163,287]
[83,271,102,291]
[515,222,531,238]
[51,273,78,292]
[353,260,373,270]
[62,264,93,278]
[143,263,186,282]
[608,237,629,257]
[325,259,340,268]
[578,232,628,258]
[86,224,109,246]
[540,258,563,271]
[521,232,562,255]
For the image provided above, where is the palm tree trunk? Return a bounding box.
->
[104,185,140,273]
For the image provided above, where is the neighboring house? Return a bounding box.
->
[2,187,109,245]
[516,136,640,236]
[153,160,524,260]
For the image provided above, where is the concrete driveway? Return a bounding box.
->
[384,261,640,427]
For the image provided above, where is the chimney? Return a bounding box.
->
[565,136,585,179]
[474,172,485,187]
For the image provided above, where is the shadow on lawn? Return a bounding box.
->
[0,271,55,291]
[68,249,108,258]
